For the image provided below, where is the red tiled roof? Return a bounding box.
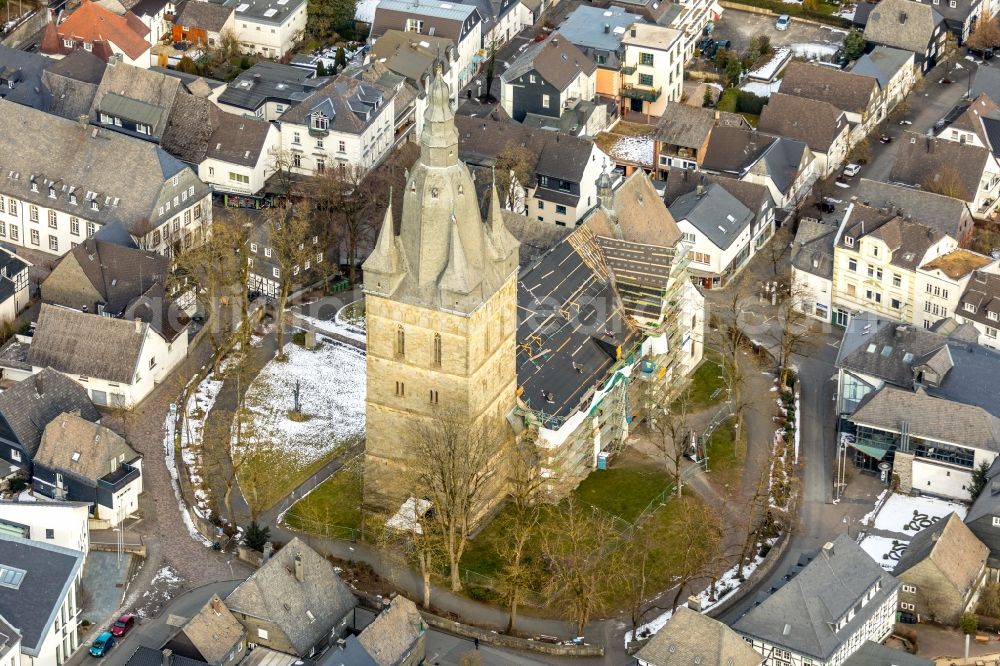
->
[45,0,150,61]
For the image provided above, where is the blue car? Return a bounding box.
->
[90,632,116,657]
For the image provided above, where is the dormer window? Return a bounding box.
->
[965,303,977,313]
[63,39,73,48]
[48,187,55,199]
[311,112,329,131]
[83,42,92,52]
[90,200,99,211]
[844,235,854,247]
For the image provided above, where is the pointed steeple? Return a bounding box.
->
[420,62,459,168]
[486,172,519,261]
[440,212,479,299]
[361,194,406,296]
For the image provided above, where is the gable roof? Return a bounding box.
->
[89,60,180,139]
[173,0,233,32]
[973,66,1000,105]
[791,217,837,280]
[669,182,754,251]
[585,170,682,247]
[733,534,899,661]
[852,178,970,238]
[843,641,933,666]
[663,167,774,214]
[0,46,53,111]
[205,110,272,168]
[125,647,209,666]
[948,93,1000,149]
[225,537,358,656]
[0,533,84,657]
[701,126,778,174]
[45,0,150,61]
[46,47,107,84]
[779,61,879,115]
[893,513,988,599]
[864,0,942,54]
[279,73,394,136]
[837,209,946,271]
[959,270,1000,328]
[35,412,139,482]
[0,367,99,457]
[849,46,914,88]
[637,607,763,666]
[172,595,245,664]
[356,596,424,666]
[759,92,847,153]
[889,131,991,202]
[501,31,595,91]
[655,103,747,149]
[27,304,148,384]
[752,136,811,197]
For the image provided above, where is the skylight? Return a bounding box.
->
[71,452,81,461]
[866,343,877,353]
[236,3,249,11]
[263,8,277,17]
[880,345,893,357]
[0,566,26,590]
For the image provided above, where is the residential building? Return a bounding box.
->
[936,93,1000,149]
[734,534,899,666]
[370,0,483,87]
[557,5,645,101]
[163,594,247,665]
[965,459,1000,567]
[278,73,396,176]
[831,205,958,325]
[926,0,984,41]
[125,647,210,665]
[0,369,100,478]
[0,247,30,325]
[668,180,772,288]
[456,0,533,47]
[608,0,721,59]
[778,61,885,144]
[355,596,426,666]
[214,62,325,121]
[848,386,1000,499]
[973,65,1000,103]
[759,93,850,177]
[636,607,763,666]
[0,500,90,554]
[223,0,307,58]
[245,217,326,298]
[791,217,838,323]
[849,47,916,113]
[956,270,1000,349]
[132,0,175,48]
[654,104,748,173]
[863,0,948,73]
[892,513,988,625]
[198,111,281,195]
[456,115,610,225]
[916,249,998,330]
[7,302,187,406]
[40,0,152,67]
[499,33,597,124]
[0,46,54,111]
[0,615,19,666]
[171,0,235,48]
[842,642,933,666]
[853,178,975,245]
[32,413,143,525]
[0,101,211,257]
[890,131,1000,220]
[40,49,107,122]
[225,537,358,658]
[619,23,684,116]
[0,534,84,665]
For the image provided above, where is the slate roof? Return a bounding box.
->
[864,0,942,55]
[0,100,207,236]
[205,110,272,168]
[160,92,215,164]
[852,178,970,239]
[225,537,358,656]
[662,167,774,215]
[279,74,394,136]
[41,59,102,121]
[42,0,150,61]
[0,367,99,457]
[172,595,245,664]
[849,46,914,88]
[759,93,847,153]
[838,210,945,271]
[752,136,811,198]
[27,304,148,384]
[586,170,682,247]
[779,61,880,115]
[892,513,988,599]
[0,246,28,306]
[967,458,1000,525]
[0,46,53,111]
[972,65,1000,104]
[733,534,899,662]
[356,596,424,666]
[35,412,140,482]
[889,131,990,202]
[849,385,1000,450]
[89,60,181,140]
[791,217,837,280]
[959,270,1000,329]
[125,647,209,666]
[636,607,763,666]
[558,5,645,69]
[842,641,933,666]
[45,46,107,85]
[700,126,777,175]
[218,62,322,112]
[369,30,456,84]
[0,533,84,657]
[317,635,377,666]
[0,615,20,662]
[655,103,745,148]
[173,0,233,32]
[836,311,1000,416]
[371,0,480,43]
[501,31,595,92]
[947,93,1000,148]
[669,182,754,251]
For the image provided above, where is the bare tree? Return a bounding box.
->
[540,498,622,636]
[760,226,790,278]
[967,13,1000,50]
[413,416,505,592]
[713,278,755,433]
[494,142,537,213]
[264,206,315,359]
[649,399,691,498]
[922,164,968,199]
[736,457,771,578]
[769,282,814,388]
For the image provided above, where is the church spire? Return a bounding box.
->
[360,190,406,295]
[440,212,479,300]
[420,62,459,168]
[486,171,519,261]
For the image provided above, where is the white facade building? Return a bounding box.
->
[231,0,307,58]
[0,501,90,554]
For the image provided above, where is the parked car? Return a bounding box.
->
[843,163,861,177]
[715,39,731,50]
[697,36,714,52]
[879,134,892,144]
[110,614,135,637]
[90,632,116,657]
[775,14,791,30]
[969,46,995,60]
[817,200,835,213]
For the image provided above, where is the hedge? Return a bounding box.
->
[721,0,853,29]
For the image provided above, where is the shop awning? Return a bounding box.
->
[852,442,887,461]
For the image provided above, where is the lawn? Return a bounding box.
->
[674,350,726,411]
[236,341,366,514]
[573,462,672,523]
[281,459,364,540]
[705,419,744,490]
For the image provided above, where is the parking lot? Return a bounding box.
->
[710,8,848,60]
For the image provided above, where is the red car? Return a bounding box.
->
[110,614,135,637]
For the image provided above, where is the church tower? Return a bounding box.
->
[361,65,520,514]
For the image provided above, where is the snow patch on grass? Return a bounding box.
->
[871,493,967,535]
[859,535,909,571]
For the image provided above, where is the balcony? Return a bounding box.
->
[620,65,637,75]
[621,85,661,102]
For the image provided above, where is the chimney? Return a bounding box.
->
[927,135,934,153]
[895,325,907,338]
[714,109,720,122]
[77,114,89,128]
[294,553,304,582]
[821,541,835,558]
[252,73,262,85]
[161,649,173,666]
[899,10,907,23]
[630,27,637,37]
[134,318,142,333]
[696,184,705,197]
[604,23,610,33]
